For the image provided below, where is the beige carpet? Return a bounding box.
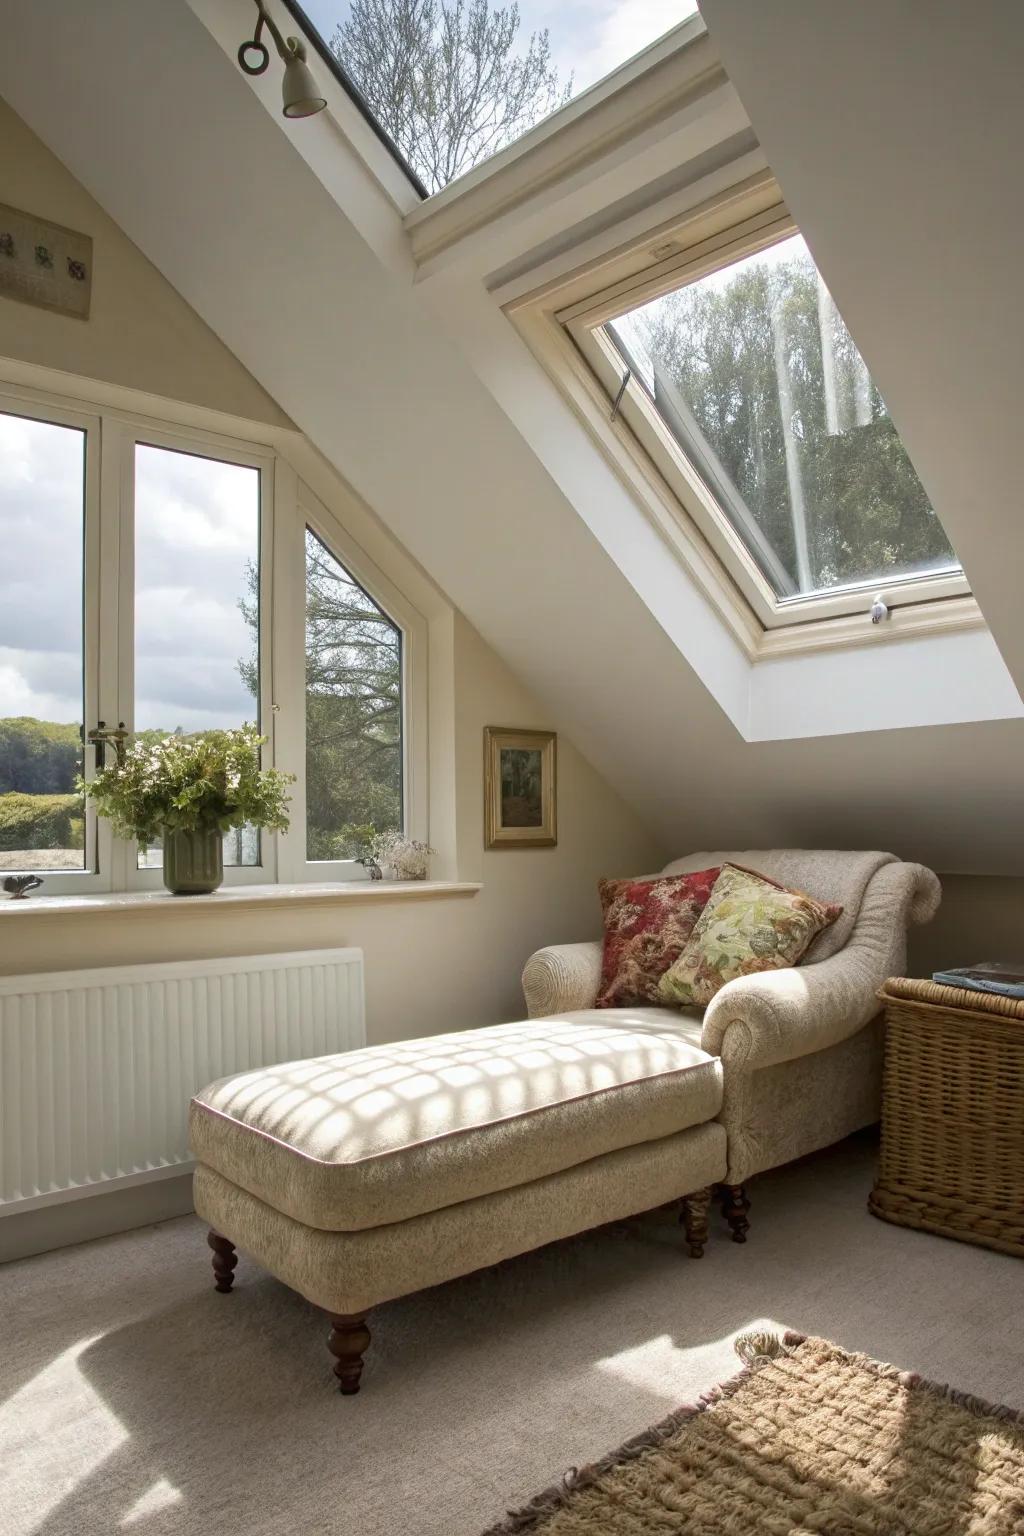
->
[3,1134,1022,1536]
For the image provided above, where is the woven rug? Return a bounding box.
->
[483,1332,1024,1534]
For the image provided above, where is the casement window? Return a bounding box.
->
[0,380,416,896]
[544,188,970,640]
[303,526,403,866]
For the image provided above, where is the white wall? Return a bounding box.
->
[0,97,290,425]
[0,95,663,1028]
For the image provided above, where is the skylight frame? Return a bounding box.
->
[560,205,970,630]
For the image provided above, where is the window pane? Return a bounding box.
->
[305,528,402,861]
[0,412,86,873]
[607,232,960,599]
[134,444,260,868]
[292,0,698,194]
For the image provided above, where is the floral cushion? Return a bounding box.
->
[596,868,721,1008]
[657,864,842,1008]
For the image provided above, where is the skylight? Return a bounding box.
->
[606,233,961,603]
[285,0,700,194]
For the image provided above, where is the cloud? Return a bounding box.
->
[570,0,699,91]
[1,417,261,733]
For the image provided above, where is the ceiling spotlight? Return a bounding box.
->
[238,1,327,119]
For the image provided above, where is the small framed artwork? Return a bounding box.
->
[484,727,557,849]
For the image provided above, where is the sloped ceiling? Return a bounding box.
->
[0,0,1022,873]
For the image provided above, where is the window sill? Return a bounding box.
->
[0,880,482,919]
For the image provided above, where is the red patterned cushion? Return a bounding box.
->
[596,868,721,1008]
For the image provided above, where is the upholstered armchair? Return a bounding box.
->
[522,850,940,1233]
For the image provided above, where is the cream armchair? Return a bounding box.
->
[522,849,940,1237]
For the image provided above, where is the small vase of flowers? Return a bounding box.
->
[368,830,436,881]
[80,725,294,895]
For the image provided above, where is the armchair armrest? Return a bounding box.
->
[522,942,602,1018]
[701,860,941,1070]
[701,944,887,1070]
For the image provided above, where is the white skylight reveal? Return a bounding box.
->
[286,0,700,193]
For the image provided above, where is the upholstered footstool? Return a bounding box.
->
[189,1015,727,1393]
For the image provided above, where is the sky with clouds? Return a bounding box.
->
[0,417,259,735]
[299,0,699,106]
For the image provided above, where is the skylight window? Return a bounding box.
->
[286,0,699,193]
[604,233,961,603]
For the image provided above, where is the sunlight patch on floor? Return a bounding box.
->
[594,1317,788,1397]
[0,1336,128,1536]
[121,1478,184,1525]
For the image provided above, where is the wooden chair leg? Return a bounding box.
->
[680,1186,711,1258]
[327,1311,372,1395]
[721,1183,751,1244]
[207,1230,238,1292]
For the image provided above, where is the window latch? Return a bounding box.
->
[610,368,631,423]
[87,721,128,769]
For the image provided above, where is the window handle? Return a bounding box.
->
[87,721,128,769]
[610,368,631,423]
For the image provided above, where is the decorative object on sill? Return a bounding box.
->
[481,1332,1024,1536]
[237,0,327,118]
[368,830,435,881]
[3,874,43,900]
[484,727,557,849]
[0,202,92,319]
[162,828,224,898]
[356,856,383,881]
[78,724,294,896]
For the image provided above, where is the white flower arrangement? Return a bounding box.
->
[368,830,435,881]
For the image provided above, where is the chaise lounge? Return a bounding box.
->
[189,848,939,1392]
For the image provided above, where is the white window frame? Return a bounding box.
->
[0,370,426,894]
[0,383,112,895]
[116,418,276,891]
[272,478,429,885]
[506,175,977,653]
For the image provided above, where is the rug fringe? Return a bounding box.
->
[734,1330,795,1369]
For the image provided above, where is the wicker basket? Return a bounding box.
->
[869,977,1024,1257]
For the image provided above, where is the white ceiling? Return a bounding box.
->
[0,0,1022,873]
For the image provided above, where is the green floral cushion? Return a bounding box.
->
[657,864,842,1008]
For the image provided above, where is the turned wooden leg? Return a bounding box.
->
[721,1183,751,1244]
[680,1186,711,1258]
[327,1312,372,1395]
[207,1230,238,1292]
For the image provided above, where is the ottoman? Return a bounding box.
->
[189,1014,727,1393]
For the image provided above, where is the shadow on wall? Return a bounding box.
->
[908,874,1024,977]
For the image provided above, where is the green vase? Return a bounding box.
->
[162,827,224,896]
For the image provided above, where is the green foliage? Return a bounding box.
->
[0,792,83,852]
[0,717,81,795]
[79,725,294,846]
[334,0,571,192]
[301,533,403,861]
[632,247,956,594]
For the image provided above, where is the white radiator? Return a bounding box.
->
[0,947,365,1213]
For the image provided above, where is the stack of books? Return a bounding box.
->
[932,962,1024,1000]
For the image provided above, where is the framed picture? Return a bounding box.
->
[484,727,557,848]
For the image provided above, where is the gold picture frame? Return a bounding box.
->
[484,727,557,849]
